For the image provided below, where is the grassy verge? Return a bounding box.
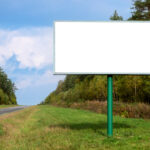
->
[51,100,150,119]
[0,105,150,150]
[0,105,18,109]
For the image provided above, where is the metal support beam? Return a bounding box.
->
[107,75,113,137]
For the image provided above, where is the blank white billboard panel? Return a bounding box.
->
[54,22,150,74]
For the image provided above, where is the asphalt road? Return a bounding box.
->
[0,106,29,115]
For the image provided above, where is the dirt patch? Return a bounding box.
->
[48,125,70,133]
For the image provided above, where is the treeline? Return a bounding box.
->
[0,67,17,104]
[42,0,150,105]
[43,75,150,105]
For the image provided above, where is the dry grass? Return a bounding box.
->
[0,106,38,149]
[52,100,150,119]
[48,125,70,133]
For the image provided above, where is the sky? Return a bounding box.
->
[0,0,132,105]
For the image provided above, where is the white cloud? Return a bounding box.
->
[0,27,65,90]
[0,27,53,69]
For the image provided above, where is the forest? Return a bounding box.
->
[43,0,150,106]
[0,67,17,104]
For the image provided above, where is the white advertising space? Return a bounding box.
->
[54,21,150,74]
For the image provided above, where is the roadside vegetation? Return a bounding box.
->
[0,67,17,105]
[42,75,150,119]
[0,105,150,150]
[43,75,150,105]
[61,101,150,119]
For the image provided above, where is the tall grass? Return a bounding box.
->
[50,100,150,119]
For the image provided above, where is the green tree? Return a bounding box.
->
[129,0,150,20]
[110,10,123,20]
[0,67,17,104]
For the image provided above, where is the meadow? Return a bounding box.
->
[0,105,150,150]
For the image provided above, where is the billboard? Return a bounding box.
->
[54,21,150,75]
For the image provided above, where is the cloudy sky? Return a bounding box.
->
[0,0,132,105]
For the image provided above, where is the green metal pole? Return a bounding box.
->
[107,75,113,137]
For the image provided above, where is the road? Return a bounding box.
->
[0,106,29,115]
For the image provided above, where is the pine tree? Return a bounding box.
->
[129,0,150,20]
[110,10,123,20]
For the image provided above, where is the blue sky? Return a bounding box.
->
[0,0,132,105]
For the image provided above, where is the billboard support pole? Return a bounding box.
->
[107,75,113,137]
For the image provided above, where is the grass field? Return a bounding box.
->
[0,105,150,150]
